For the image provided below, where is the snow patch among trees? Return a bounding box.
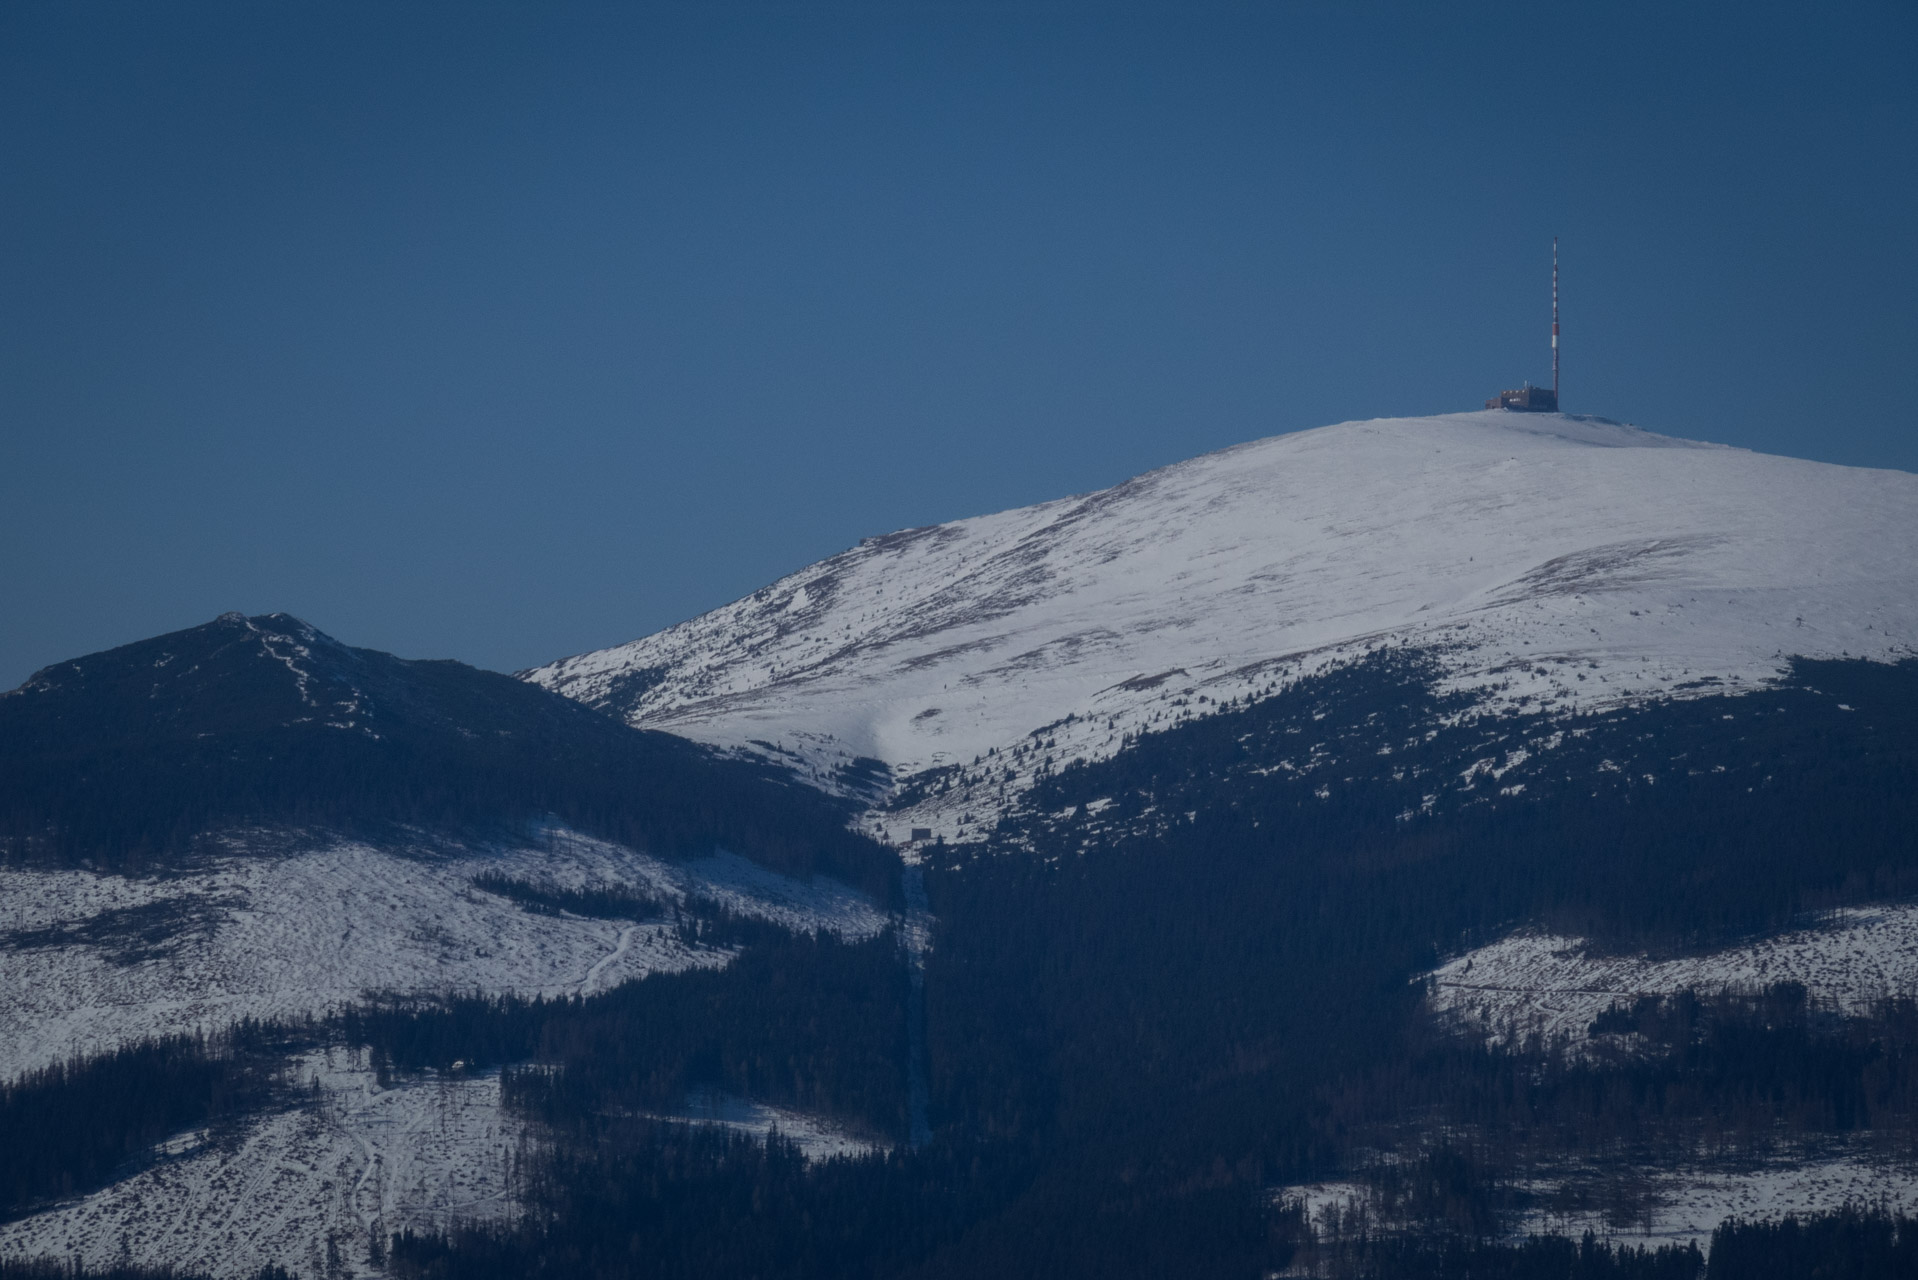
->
[1428,904,1918,1049]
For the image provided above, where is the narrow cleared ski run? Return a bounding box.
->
[900,864,933,1150]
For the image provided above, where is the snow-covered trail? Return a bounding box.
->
[350,1126,381,1239]
[582,924,642,996]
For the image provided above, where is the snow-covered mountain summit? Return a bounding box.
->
[525,411,1918,839]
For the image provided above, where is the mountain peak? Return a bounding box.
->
[525,411,1918,837]
[8,610,372,735]
[0,612,895,887]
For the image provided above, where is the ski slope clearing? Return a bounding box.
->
[0,829,888,1080]
[0,1049,517,1280]
[1521,1145,1918,1248]
[1428,904,1918,1048]
[0,1055,882,1280]
[1279,1141,1918,1250]
[0,831,890,1279]
[663,1090,881,1164]
[524,412,1918,842]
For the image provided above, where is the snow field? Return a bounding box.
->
[0,832,895,1276]
[0,1053,886,1280]
[0,828,889,1081]
[1427,904,1918,1049]
[0,1048,518,1280]
[1522,1146,1918,1248]
[525,412,1918,843]
[664,1090,881,1163]
[1277,1144,1918,1251]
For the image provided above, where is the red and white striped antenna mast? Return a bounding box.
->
[1551,236,1560,406]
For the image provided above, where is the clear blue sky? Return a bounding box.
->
[4,1,1914,688]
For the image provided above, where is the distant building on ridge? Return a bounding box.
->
[1487,238,1561,413]
[1486,383,1558,412]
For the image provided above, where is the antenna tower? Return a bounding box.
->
[1551,237,1559,405]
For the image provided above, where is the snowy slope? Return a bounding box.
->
[1428,905,1918,1050]
[0,828,887,1080]
[0,1054,879,1280]
[0,1051,521,1280]
[525,412,1918,842]
[1280,1142,1918,1251]
[0,829,890,1277]
[0,608,902,1277]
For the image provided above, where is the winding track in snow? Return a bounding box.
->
[581,924,642,997]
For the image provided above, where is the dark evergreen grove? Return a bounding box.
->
[466,871,672,923]
[4,641,1918,1277]
[339,926,911,1139]
[0,1028,295,1221]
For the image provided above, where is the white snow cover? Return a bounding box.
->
[524,412,1918,842]
[1278,1144,1918,1250]
[0,1050,518,1280]
[0,1060,881,1280]
[0,829,888,1080]
[1522,1147,1918,1248]
[665,1090,881,1164]
[1428,904,1918,1049]
[0,833,891,1276]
